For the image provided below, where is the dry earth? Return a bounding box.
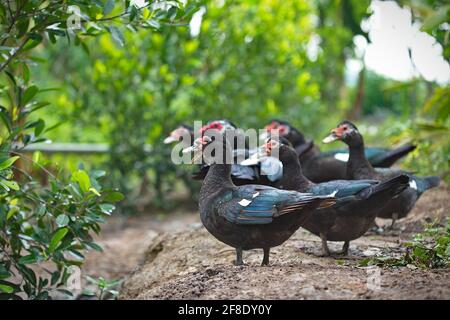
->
[81,184,449,300]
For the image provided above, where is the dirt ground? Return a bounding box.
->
[82,184,449,300]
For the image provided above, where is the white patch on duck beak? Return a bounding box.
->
[259,131,269,141]
[334,153,349,162]
[181,145,202,164]
[182,145,196,154]
[240,152,261,166]
[164,135,178,144]
[322,133,338,144]
[409,179,417,190]
[238,199,252,206]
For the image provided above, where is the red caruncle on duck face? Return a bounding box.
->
[200,121,224,135]
[264,121,289,137]
[262,139,280,156]
[331,123,351,139]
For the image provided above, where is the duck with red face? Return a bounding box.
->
[167,120,260,185]
[182,131,337,266]
[163,124,194,147]
[323,120,440,228]
[261,119,416,183]
[248,137,409,256]
[200,120,237,135]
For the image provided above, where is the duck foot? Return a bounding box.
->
[336,241,350,256]
[234,247,245,266]
[369,221,384,233]
[261,248,270,266]
[387,214,398,230]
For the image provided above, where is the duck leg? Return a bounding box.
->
[338,241,350,256]
[389,213,399,230]
[320,233,330,256]
[235,247,244,266]
[261,248,270,266]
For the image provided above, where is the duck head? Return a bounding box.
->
[164,124,193,145]
[262,137,298,161]
[240,136,292,166]
[260,119,290,140]
[323,120,363,147]
[260,119,307,147]
[200,119,236,135]
[182,129,233,165]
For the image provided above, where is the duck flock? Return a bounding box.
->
[164,120,439,266]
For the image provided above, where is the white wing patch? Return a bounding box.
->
[238,199,252,207]
[252,192,260,198]
[334,153,349,162]
[329,190,338,197]
[409,179,417,190]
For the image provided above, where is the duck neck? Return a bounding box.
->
[286,128,308,148]
[297,142,320,163]
[200,163,234,200]
[278,147,313,191]
[347,139,375,179]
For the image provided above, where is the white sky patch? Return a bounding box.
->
[130,0,147,8]
[190,6,206,37]
[306,34,321,62]
[358,0,450,84]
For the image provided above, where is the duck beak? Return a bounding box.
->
[240,152,261,166]
[322,133,338,144]
[322,128,341,144]
[164,133,178,144]
[182,145,196,154]
[240,146,267,166]
[182,145,203,164]
[259,131,269,141]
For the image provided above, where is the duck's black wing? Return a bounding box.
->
[214,185,335,225]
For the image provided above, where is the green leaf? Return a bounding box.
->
[0,284,14,293]
[56,214,69,227]
[99,204,115,215]
[34,119,45,136]
[0,156,20,170]
[23,63,30,83]
[0,264,11,280]
[103,0,115,15]
[49,228,69,253]
[6,207,19,220]
[18,254,38,265]
[0,179,20,191]
[103,191,124,202]
[108,26,125,47]
[421,9,449,32]
[89,187,101,196]
[85,242,103,252]
[71,170,91,193]
[0,107,12,133]
[36,204,46,217]
[21,85,39,106]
